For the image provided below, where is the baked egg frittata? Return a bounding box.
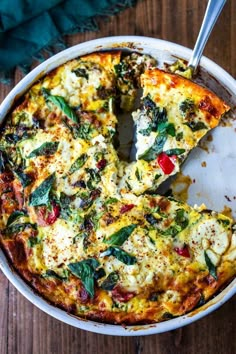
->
[0,51,235,325]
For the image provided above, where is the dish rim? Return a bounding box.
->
[0,35,235,336]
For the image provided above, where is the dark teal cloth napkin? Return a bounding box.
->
[0,0,138,83]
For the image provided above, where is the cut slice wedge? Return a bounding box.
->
[119,68,230,195]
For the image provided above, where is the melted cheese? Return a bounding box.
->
[42,219,83,268]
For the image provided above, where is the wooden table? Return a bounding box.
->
[0,1,235,353]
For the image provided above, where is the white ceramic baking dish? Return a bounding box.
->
[0,36,235,336]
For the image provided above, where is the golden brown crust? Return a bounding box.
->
[1,223,235,325]
[81,51,121,69]
[141,68,230,128]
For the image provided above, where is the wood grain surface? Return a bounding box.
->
[0,1,235,353]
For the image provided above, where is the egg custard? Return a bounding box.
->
[0,51,235,325]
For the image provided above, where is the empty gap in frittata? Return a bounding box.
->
[115,52,157,162]
[116,88,143,162]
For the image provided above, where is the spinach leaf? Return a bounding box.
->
[140,97,170,137]
[145,214,160,225]
[59,192,72,220]
[73,232,91,250]
[114,62,129,78]
[68,258,100,298]
[15,170,33,188]
[42,88,78,124]
[143,96,167,127]
[156,122,176,136]
[126,180,132,190]
[28,142,59,158]
[5,133,22,144]
[175,209,189,229]
[179,99,195,116]
[6,126,36,143]
[86,168,101,190]
[77,124,92,140]
[81,210,103,231]
[101,247,137,265]
[154,173,161,180]
[42,269,69,281]
[138,134,167,161]
[143,95,156,111]
[80,214,94,232]
[6,210,26,227]
[72,68,89,80]
[161,209,188,236]
[152,107,167,128]
[101,271,119,290]
[79,189,101,210]
[94,267,106,280]
[162,123,176,136]
[5,128,36,144]
[104,224,137,246]
[164,148,185,156]
[162,312,174,320]
[204,251,217,280]
[135,168,141,181]
[29,173,55,207]
[28,236,41,247]
[196,294,205,308]
[161,225,183,237]
[69,154,87,174]
[185,121,207,131]
[104,197,119,205]
[73,232,84,244]
[138,127,152,136]
[82,234,91,249]
[217,218,230,228]
[176,132,183,141]
[149,292,159,301]
[4,222,37,236]
[0,149,8,173]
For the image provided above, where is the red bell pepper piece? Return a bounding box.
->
[157,152,175,174]
[37,203,60,226]
[174,244,190,258]
[120,204,135,214]
[96,159,107,170]
[111,286,135,302]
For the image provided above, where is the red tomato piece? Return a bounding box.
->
[174,244,190,258]
[96,159,107,170]
[157,152,175,174]
[120,204,135,214]
[37,203,60,226]
[198,96,217,116]
[111,286,135,302]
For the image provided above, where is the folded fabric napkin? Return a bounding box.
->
[0,0,138,83]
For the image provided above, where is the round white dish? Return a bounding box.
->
[0,36,235,336]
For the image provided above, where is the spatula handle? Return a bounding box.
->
[188,0,227,72]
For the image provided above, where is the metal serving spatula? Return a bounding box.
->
[188,0,227,73]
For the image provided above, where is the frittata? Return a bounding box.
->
[0,51,235,325]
